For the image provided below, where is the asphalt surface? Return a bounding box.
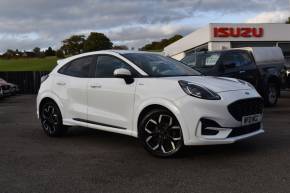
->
[0,92,290,193]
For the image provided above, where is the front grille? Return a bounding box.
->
[228,98,263,121]
[227,123,261,138]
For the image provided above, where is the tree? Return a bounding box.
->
[61,35,85,56]
[83,32,113,52]
[33,47,41,57]
[45,47,56,56]
[3,49,16,59]
[286,17,290,24]
[112,45,129,50]
[141,34,183,51]
[56,49,65,58]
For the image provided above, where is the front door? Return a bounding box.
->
[87,55,138,131]
[236,51,259,87]
[218,52,241,79]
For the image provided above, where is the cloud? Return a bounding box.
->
[107,24,195,49]
[246,10,290,23]
[0,0,288,52]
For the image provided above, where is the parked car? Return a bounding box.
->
[285,64,290,88]
[37,50,264,157]
[180,47,286,106]
[0,83,11,97]
[8,83,19,95]
[0,78,19,95]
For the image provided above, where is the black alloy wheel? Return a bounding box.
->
[265,82,278,106]
[40,101,67,137]
[139,109,183,157]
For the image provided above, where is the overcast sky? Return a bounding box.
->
[0,0,289,52]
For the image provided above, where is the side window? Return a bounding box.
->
[220,52,254,71]
[221,53,240,68]
[236,52,253,66]
[95,55,138,77]
[59,56,94,78]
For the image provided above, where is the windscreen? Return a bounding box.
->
[122,53,201,77]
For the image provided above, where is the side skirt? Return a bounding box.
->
[73,118,127,130]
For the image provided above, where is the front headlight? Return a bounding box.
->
[178,80,221,100]
[287,69,290,76]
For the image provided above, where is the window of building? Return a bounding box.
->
[231,42,277,48]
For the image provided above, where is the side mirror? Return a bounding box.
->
[113,68,134,84]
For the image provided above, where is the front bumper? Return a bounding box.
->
[175,89,264,146]
[1,89,10,97]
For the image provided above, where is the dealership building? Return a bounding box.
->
[164,23,290,63]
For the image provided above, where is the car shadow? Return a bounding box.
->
[63,126,267,160]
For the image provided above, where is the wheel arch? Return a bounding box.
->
[37,92,65,119]
[267,75,281,96]
[39,97,57,109]
[134,99,189,144]
[137,104,170,130]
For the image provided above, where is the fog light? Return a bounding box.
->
[201,119,220,135]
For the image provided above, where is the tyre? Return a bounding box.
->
[139,108,183,157]
[264,82,278,107]
[40,101,68,137]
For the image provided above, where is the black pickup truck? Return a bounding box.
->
[180,47,286,106]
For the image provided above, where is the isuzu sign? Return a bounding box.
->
[214,27,264,38]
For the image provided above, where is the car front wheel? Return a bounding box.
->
[264,82,278,107]
[40,101,68,137]
[139,109,183,157]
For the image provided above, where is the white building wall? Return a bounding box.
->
[164,26,210,56]
[208,42,231,51]
[171,52,186,60]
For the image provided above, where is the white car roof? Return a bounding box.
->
[56,50,160,66]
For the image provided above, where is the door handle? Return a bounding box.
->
[239,70,246,74]
[56,82,66,86]
[90,84,102,88]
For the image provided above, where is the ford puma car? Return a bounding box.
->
[37,50,264,157]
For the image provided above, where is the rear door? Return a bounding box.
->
[54,55,95,121]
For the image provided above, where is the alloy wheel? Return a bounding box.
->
[268,84,277,105]
[142,111,183,156]
[40,103,60,135]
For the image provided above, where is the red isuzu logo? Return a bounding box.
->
[213,27,264,38]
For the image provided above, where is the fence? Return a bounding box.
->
[0,71,50,94]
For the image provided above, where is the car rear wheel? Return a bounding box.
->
[264,82,278,107]
[139,109,183,157]
[40,101,68,137]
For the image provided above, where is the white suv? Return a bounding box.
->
[37,50,264,157]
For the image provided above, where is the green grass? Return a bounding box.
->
[0,57,58,71]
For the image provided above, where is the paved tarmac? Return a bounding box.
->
[0,92,290,193]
